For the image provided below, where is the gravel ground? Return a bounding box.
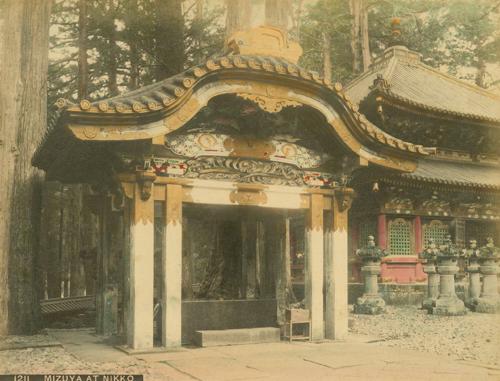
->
[0,334,156,376]
[349,305,500,366]
[1,307,499,375]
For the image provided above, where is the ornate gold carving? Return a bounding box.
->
[248,59,261,70]
[229,189,267,206]
[98,101,109,112]
[166,184,183,225]
[262,61,274,72]
[275,63,286,74]
[311,71,321,82]
[236,83,302,113]
[82,127,98,139]
[299,69,311,79]
[193,67,206,77]
[162,96,175,106]
[55,98,67,109]
[233,56,247,68]
[115,103,128,113]
[136,170,157,201]
[132,102,144,113]
[164,97,200,132]
[174,87,185,97]
[182,77,195,88]
[308,193,324,231]
[132,182,154,225]
[333,188,355,232]
[148,101,161,111]
[335,188,355,213]
[197,133,218,149]
[80,99,91,110]
[287,64,298,75]
[237,93,301,113]
[224,137,276,159]
[220,57,233,68]
[226,26,303,64]
[334,82,343,92]
[206,59,220,71]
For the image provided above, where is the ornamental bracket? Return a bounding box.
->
[335,187,356,212]
[136,170,157,201]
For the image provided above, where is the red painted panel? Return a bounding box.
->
[377,214,387,250]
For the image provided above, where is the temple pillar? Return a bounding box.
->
[325,188,354,340]
[377,214,387,250]
[127,175,155,350]
[162,183,183,348]
[305,193,324,341]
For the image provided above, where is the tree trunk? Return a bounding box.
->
[226,0,291,39]
[125,0,140,90]
[475,58,487,88]
[196,0,203,20]
[323,31,332,83]
[154,0,184,80]
[293,0,304,39]
[107,1,119,96]
[349,0,361,73]
[265,0,291,30]
[0,0,52,334]
[225,0,252,38]
[77,0,88,99]
[360,0,371,71]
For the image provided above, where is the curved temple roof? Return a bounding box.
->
[345,46,500,125]
[34,53,433,177]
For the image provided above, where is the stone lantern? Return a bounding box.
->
[476,238,500,313]
[463,239,481,310]
[419,239,439,311]
[433,235,466,316]
[354,235,388,315]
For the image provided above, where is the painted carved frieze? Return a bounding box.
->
[165,133,324,169]
[419,191,451,216]
[146,156,338,188]
[375,181,500,220]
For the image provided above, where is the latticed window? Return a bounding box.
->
[358,217,377,247]
[423,220,449,247]
[388,218,412,256]
[466,221,498,247]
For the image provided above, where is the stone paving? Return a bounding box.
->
[0,308,499,381]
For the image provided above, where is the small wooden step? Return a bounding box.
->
[194,327,280,347]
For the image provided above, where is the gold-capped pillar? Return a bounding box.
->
[225,0,302,64]
[305,193,324,340]
[162,183,183,348]
[325,188,355,340]
[127,172,156,350]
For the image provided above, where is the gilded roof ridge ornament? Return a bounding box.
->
[226,26,303,64]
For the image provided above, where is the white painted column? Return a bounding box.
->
[127,183,155,350]
[305,193,324,341]
[325,189,354,340]
[162,184,183,348]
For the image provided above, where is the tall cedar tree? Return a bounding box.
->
[0,0,52,334]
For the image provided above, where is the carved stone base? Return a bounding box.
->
[432,296,466,316]
[464,297,479,311]
[354,295,386,315]
[475,296,500,314]
[422,297,436,312]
